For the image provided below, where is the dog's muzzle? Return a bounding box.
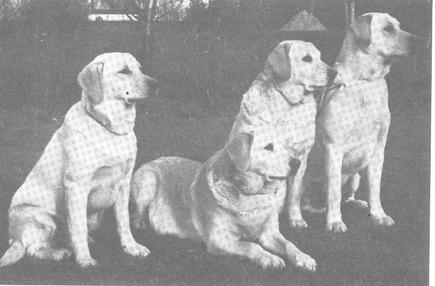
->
[124,77,159,105]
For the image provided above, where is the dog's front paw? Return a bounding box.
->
[258,253,286,269]
[52,249,72,261]
[76,257,99,268]
[132,219,146,230]
[123,242,150,257]
[370,213,395,226]
[292,252,317,272]
[326,220,348,233]
[289,218,308,229]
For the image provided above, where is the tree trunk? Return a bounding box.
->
[138,0,156,56]
[349,0,355,24]
[344,0,355,26]
[309,0,316,14]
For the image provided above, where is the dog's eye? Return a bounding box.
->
[383,24,395,35]
[264,143,274,151]
[119,67,132,75]
[302,55,313,63]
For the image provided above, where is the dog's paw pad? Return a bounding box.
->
[77,257,99,268]
[326,221,348,233]
[370,214,395,226]
[289,219,308,229]
[123,243,150,257]
[259,254,286,269]
[293,253,317,272]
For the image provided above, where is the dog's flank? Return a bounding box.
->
[0,241,25,267]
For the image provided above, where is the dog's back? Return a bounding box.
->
[130,157,202,239]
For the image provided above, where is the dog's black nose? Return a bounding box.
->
[289,158,301,176]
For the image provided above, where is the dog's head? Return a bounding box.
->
[263,40,337,98]
[78,52,158,134]
[225,132,299,194]
[350,13,417,60]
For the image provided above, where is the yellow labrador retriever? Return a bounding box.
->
[0,53,158,267]
[131,41,336,271]
[229,40,336,229]
[131,133,316,271]
[291,13,418,232]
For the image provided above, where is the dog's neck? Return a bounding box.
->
[255,73,309,106]
[81,93,136,135]
[205,150,279,215]
[334,35,391,83]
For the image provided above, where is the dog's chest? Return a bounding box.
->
[92,131,137,165]
[332,81,390,172]
[343,81,389,143]
[272,96,317,153]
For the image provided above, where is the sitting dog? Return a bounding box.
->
[290,13,418,232]
[229,40,336,228]
[0,53,158,267]
[131,41,337,271]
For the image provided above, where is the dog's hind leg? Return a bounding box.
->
[130,167,159,230]
[343,174,368,209]
[32,248,72,261]
[1,205,70,266]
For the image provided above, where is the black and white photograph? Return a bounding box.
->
[0,0,431,285]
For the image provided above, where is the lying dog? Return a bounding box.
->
[0,53,158,267]
[131,132,316,271]
[229,40,336,228]
[291,13,418,232]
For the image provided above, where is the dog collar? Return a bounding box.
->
[82,102,134,136]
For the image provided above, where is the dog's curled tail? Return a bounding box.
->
[0,240,25,267]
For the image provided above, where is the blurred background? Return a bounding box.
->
[0,0,431,285]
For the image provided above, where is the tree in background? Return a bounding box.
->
[344,0,355,26]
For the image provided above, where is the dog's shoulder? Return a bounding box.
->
[62,102,99,138]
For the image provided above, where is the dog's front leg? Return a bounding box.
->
[324,143,347,232]
[206,238,285,270]
[114,159,150,257]
[65,181,97,267]
[363,148,394,226]
[259,215,316,271]
[363,117,394,226]
[64,134,99,267]
[287,157,309,229]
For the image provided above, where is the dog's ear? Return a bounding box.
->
[351,14,373,48]
[226,132,253,172]
[264,41,292,83]
[78,62,105,104]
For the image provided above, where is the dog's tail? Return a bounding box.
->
[0,240,26,267]
[0,240,25,267]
